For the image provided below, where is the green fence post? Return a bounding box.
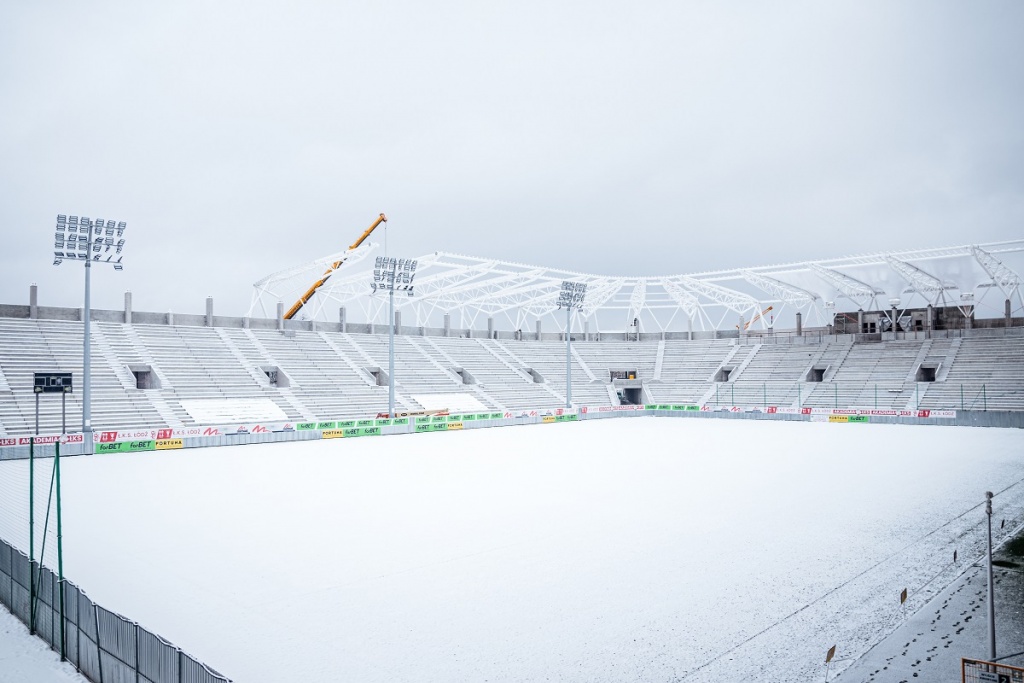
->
[55,441,65,661]
[29,436,35,635]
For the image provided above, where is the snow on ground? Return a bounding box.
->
[0,604,88,683]
[1,418,1023,682]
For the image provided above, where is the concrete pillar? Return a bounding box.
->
[167,310,174,326]
[206,296,214,327]
[124,291,133,324]
[738,316,746,340]
[242,317,250,329]
[394,310,401,334]
[276,302,284,331]
[926,304,934,332]
[795,312,802,337]
[857,309,864,333]
[1006,299,1013,328]
[891,306,898,334]
[966,309,973,330]
[688,314,693,341]
[487,317,494,339]
[535,319,542,341]
[29,283,38,319]
[339,306,347,333]
[444,313,451,337]
[584,320,590,342]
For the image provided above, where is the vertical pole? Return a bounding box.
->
[715,384,719,407]
[388,287,395,419]
[55,441,65,661]
[874,384,877,410]
[834,382,838,409]
[983,384,987,411]
[797,383,801,407]
[29,436,35,635]
[985,491,996,661]
[916,383,920,409]
[62,392,66,435]
[731,383,735,406]
[83,223,93,454]
[961,385,964,411]
[566,306,572,409]
[35,393,40,435]
[763,382,766,408]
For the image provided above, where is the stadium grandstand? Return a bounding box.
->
[1,239,1023,438]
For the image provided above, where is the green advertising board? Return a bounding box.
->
[375,418,393,427]
[97,440,156,453]
[297,422,316,431]
[356,419,375,427]
[336,420,356,428]
[316,421,336,430]
[343,427,382,437]
[848,415,869,423]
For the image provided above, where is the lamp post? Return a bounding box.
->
[556,281,587,409]
[371,255,417,418]
[53,215,126,453]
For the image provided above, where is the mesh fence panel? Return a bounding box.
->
[0,537,231,682]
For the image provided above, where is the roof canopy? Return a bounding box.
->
[249,240,1024,333]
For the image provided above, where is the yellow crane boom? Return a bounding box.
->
[737,305,774,330]
[283,213,387,320]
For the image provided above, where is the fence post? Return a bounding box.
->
[763,382,767,408]
[56,441,66,661]
[983,384,987,411]
[961,384,964,411]
[94,603,104,683]
[135,624,140,683]
[29,436,35,635]
[874,384,877,410]
[834,382,838,409]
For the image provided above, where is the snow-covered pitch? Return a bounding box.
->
[2,418,1023,682]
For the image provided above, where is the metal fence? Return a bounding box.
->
[0,537,230,683]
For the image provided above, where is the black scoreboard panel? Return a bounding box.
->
[34,372,73,393]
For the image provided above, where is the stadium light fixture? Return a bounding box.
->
[556,280,587,409]
[53,215,127,452]
[371,256,417,418]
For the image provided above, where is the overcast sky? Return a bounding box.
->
[1,1,1022,317]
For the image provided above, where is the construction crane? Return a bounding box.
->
[737,305,773,330]
[283,213,387,320]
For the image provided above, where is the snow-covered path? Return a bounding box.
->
[1,418,1022,682]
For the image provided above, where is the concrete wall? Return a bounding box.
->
[2,301,1022,344]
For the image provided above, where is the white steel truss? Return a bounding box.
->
[249,239,1024,332]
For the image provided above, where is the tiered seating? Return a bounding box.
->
[250,330,391,418]
[801,340,921,409]
[647,339,734,403]
[0,319,164,434]
[1,314,1023,437]
[430,338,560,410]
[921,337,1024,411]
[503,340,611,408]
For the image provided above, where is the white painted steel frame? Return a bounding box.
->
[249,240,1024,332]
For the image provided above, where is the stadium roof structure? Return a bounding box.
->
[249,239,1024,333]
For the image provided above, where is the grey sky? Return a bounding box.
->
[2,1,1022,318]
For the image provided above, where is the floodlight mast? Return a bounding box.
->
[557,281,586,409]
[54,215,126,453]
[371,256,417,418]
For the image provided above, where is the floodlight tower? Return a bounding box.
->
[371,256,417,418]
[556,281,587,409]
[53,215,126,451]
